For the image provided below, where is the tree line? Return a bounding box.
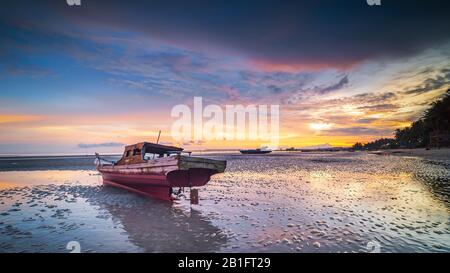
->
[353,89,450,150]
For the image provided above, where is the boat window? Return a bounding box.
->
[125,150,131,157]
[133,148,141,156]
[143,153,155,160]
[144,153,168,160]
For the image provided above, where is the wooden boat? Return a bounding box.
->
[95,142,226,201]
[240,148,272,155]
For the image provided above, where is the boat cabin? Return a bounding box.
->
[116,142,185,165]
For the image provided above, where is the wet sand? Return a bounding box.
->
[0,151,449,253]
[370,148,450,161]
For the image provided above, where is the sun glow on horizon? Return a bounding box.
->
[309,122,332,131]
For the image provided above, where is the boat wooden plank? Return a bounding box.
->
[178,156,226,172]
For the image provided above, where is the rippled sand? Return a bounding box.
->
[0,151,449,252]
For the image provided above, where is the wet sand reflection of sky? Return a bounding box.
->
[0,152,449,252]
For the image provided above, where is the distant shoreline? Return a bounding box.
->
[369,148,450,161]
[0,154,122,159]
[1,148,448,160]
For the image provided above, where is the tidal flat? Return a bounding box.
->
[0,151,449,253]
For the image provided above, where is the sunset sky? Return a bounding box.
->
[1,0,449,154]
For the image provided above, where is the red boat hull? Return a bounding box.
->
[99,168,218,201]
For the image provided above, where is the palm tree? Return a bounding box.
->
[354,89,450,149]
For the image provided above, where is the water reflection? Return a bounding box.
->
[0,152,449,252]
[199,152,450,252]
[0,183,227,252]
[105,204,226,252]
[0,170,101,189]
[410,159,450,204]
[86,188,227,252]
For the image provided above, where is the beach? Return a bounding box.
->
[370,148,450,161]
[0,150,449,253]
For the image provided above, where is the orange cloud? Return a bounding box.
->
[0,115,43,124]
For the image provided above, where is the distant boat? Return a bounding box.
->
[240,148,272,155]
[95,142,226,201]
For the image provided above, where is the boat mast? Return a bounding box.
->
[156,130,161,144]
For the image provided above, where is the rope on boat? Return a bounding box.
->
[94,153,116,166]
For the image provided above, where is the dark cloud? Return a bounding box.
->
[356,118,378,124]
[2,0,449,69]
[182,140,205,146]
[351,92,397,104]
[403,69,450,95]
[78,142,124,148]
[267,84,283,94]
[318,75,349,94]
[357,103,398,111]
[321,127,393,136]
[281,74,351,105]
[139,51,210,75]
